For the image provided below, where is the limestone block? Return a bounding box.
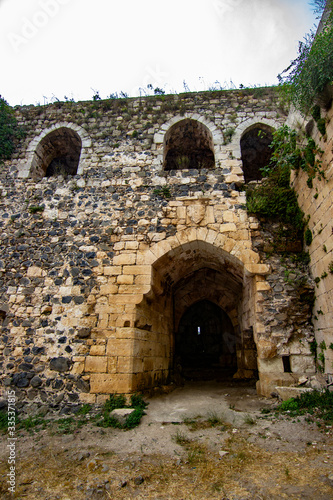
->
[85,356,107,373]
[113,242,125,251]
[204,229,217,245]
[117,356,133,373]
[135,275,151,285]
[245,264,270,275]
[123,265,151,275]
[222,211,235,223]
[113,253,136,265]
[110,408,136,425]
[256,281,271,291]
[100,284,118,295]
[231,166,244,175]
[107,356,117,373]
[177,206,186,220]
[136,250,156,265]
[79,393,96,404]
[133,357,144,372]
[290,355,315,374]
[154,133,164,143]
[90,373,132,394]
[256,373,297,397]
[104,266,122,276]
[233,230,250,241]
[115,327,136,339]
[143,357,155,372]
[150,240,173,259]
[220,223,237,232]
[118,284,150,294]
[257,356,282,372]
[206,206,215,224]
[27,266,45,277]
[133,340,154,357]
[107,339,133,357]
[95,303,110,314]
[275,386,312,401]
[72,362,85,375]
[89,345,106,356]
[225,174,241,184]
[117,275,134,285]
[110,294,143,305]
[149,232,166,242]
[125,241,139,250]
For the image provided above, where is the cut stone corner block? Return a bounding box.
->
[275,386,313,401]
[110,408,136,425]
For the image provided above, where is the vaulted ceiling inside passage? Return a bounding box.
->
[173,267,243,329]
[152,241,244,298]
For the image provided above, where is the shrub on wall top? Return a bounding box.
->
[0,96,24,163]
[278,1,333,113]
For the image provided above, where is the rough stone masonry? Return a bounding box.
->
[0,87,332,413]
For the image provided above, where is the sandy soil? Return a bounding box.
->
[1,380,333,499]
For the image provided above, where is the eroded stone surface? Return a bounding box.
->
[0,88,331,410]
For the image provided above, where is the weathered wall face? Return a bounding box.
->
[0,88,322,410]
[288,98,333,381]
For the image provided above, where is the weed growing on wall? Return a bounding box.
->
[0,96,25,163]
[246,126,324,238]
[278,1,333,113]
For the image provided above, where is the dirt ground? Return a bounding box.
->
[1,380,333,500]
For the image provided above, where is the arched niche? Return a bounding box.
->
[30,126,82,179]
[240,124,274,183]
[163,118,215,170]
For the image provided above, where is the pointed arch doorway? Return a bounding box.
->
[175,299,237,380]
[133,238,259,391]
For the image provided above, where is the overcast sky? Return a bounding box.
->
[0,0,318,106]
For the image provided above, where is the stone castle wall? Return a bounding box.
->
[0,88,330,412]
[288,99,333,380]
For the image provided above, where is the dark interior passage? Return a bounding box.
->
[240,126,273,183]
[175,300,237,379]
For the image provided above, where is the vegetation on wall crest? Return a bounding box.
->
[278,0,333,113]
[0,95,25,164]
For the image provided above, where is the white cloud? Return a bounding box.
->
[0,0,317,105]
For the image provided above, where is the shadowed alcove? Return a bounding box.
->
[240,125,274,183]
[163,119,215,170]
[175,300,237,380]
[30,127,82,179]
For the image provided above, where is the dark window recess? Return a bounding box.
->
[240,126,273,183]
[31,127,82,180]
[282,355,292,373]
[164,119,215,171]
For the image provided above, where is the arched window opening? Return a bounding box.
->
[31,127,82,179]
[240,125,273,183]
[175,300,236,379]
[164,119,215,171]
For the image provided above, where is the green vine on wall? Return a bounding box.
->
[0,95,25,164]
[246,126,323,236]
[278,1,333,113]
